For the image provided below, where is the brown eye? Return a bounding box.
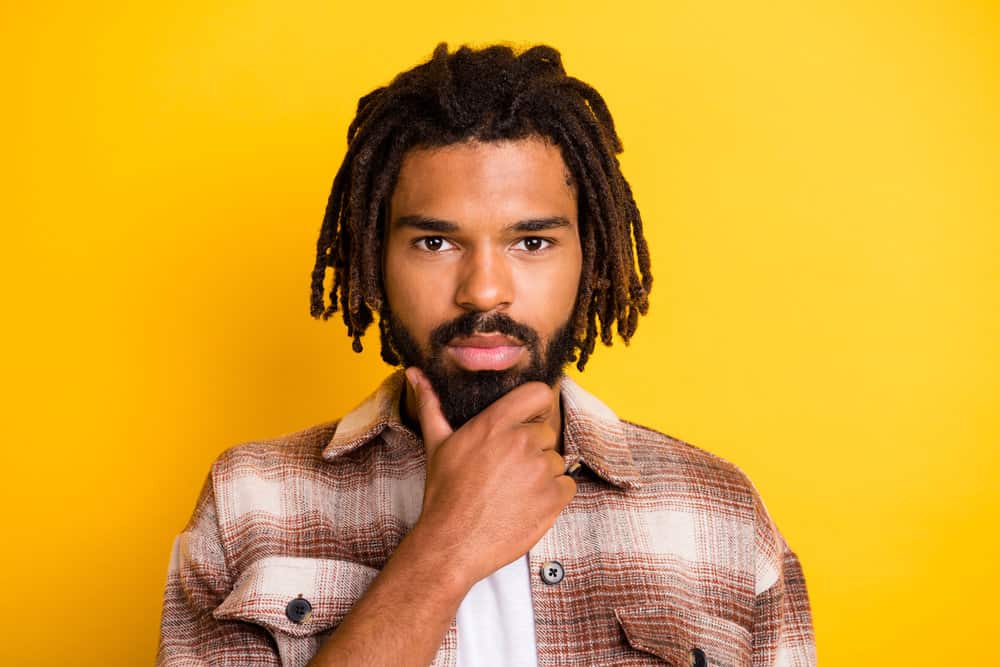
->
[515,237,553,253]
[415,237,452,252]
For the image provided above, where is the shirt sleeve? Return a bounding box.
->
[156,469,280,666]
[750,484,818,667]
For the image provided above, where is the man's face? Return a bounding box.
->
[382,136,583,429]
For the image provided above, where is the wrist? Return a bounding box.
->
[392,521,476,602]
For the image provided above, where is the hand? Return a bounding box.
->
[405,366,576,588]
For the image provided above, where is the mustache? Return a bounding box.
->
[429,311,540,350]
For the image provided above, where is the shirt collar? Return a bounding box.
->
[322,368,641,490]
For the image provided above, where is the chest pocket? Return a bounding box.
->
[213,556,380,667]
[614,605,752,667]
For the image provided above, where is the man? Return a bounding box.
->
[157,43,816,666]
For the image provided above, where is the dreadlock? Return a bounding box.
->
[309,42,652,371]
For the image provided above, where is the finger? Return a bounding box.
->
[554,474,577,504]
[405,367,454,458]
[492,381,557,425]
[525,422,559,452]
[541,449,565,477]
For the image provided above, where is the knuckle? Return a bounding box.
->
[529,426,555,452]
[525,381,553,405]
[511,381,550,407]
[544,448,562,466]
[513,428,533,451]
[530,427,557,453]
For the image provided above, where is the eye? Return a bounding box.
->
[413,236,455,252]
[513,237,554,253]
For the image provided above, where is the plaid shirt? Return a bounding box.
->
[157,369,816,666]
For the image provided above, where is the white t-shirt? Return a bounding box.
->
[455,554,538,667]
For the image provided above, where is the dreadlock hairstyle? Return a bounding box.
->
[309,42,652,371]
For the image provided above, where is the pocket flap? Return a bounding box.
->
[214,556,380,638]
[614,605,751,667]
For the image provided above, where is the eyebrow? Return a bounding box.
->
[392,214,572,234]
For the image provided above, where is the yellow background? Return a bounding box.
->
[3,1,997,664]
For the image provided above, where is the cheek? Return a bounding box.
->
[383,240,414,304]
[515,256,582,331]
[383,245,447,329]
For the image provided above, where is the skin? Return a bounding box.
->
[385,136,583,439]
[307,136,583,666]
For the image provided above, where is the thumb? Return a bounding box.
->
[405,367,453,458]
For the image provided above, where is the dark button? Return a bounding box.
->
[689,648,707,667]
[285,595,312,624]
[540,560,564,585]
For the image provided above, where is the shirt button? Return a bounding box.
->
[539,560,564,585]
[285,595,313,624]
[689,648,707,667]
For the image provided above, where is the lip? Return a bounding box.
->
[445,343,526,371]
[448,333,524,349]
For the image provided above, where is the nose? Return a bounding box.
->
[454,244,514,312]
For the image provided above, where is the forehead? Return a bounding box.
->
[388,137,577,225]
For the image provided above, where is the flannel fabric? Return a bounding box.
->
[157,369,816,666]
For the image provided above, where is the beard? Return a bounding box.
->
[383,306,577,430]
